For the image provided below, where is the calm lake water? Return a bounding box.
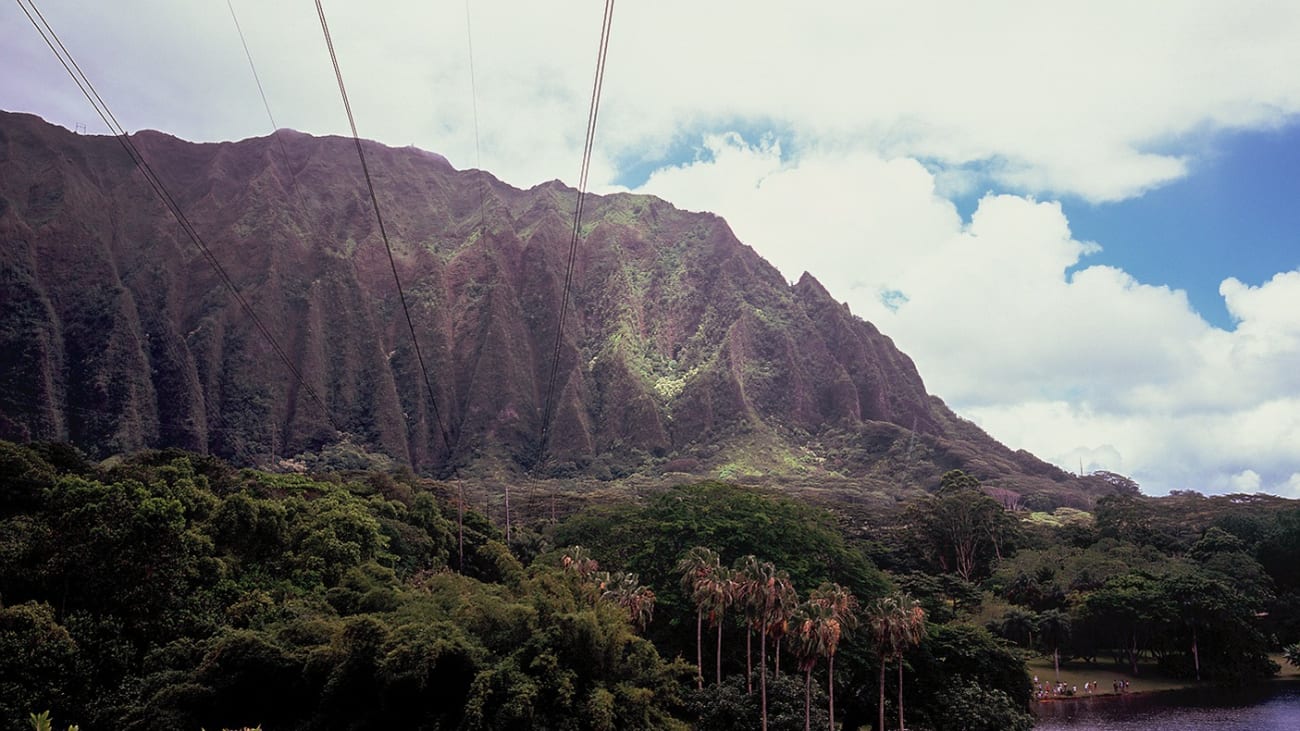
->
[1034,681,1300,730]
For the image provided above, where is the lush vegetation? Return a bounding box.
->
[3,441,1297,730]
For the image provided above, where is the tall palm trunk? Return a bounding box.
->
[897,661,905,731]
[878,661,886,731]
[695,609,704,689]
[747,626,754,694]
[1130,629,1139,675]
[716,617,724,686]
[1192,626,1200,681]
[1053,645,1060,682]
[776,636,782,676]
[760,618,770,731]
[827,652,836,731]
[804,667,813,731]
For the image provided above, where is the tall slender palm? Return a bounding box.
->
[810,583,859,729]
[790,602,837,731]
[869,593,925,731]
[735,555,764,695]
[677,547,721,689]
[702,566,736,686]
[736,556,783,731]
[769,576,799,677]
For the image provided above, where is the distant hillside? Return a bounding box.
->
[0,111,1122,507]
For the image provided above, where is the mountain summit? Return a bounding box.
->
[0,111,1110,505]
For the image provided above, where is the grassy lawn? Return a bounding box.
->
[1027,652,1300,701]
[1028,656,1199,698]
[1272,652,1300,679]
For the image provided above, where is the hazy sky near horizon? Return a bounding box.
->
[4,1,1298,496]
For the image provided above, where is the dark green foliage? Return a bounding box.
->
[0,442,687,730]
[924,681,1033,731]
[553,481,888,600]
[686,673,827,731]
[0,602,81,728]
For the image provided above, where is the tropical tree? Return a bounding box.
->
[735,555,765,695]
[789,602,836,731]
[768,576,799,677]
[809,583,858,729]
[1037,609,1071,682]
[1286,643,1300,669]
[598,570,657,631]
[678,547,722,688]
[702,566,737,687]
[560,545,599,579]
[997,607,1040,650]
[869,593,926,731]
[908,470,1020,581]
[734,556,787,731]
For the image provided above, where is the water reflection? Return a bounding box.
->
[1034,681,1300,730]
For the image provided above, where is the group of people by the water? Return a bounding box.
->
[1033,676,1131,700]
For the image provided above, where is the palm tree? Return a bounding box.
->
[790,602,837,731]
[601,570,656,631]
[869,593,925,731]
[998,606,1040,650]
[702,566,737,686]
[735,556,784,731]
[677,546,721,689]
[810,583,859,729]
[1038,609,1071,683]
[735,555,764,695]
[769,576,799,677]
[560,545,599,579]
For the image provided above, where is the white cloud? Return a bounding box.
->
[1226,469,1263,494]
[7,1,1300,200]
[1282,474,1300,499]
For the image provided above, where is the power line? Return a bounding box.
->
[313,0,455,464]
[225,0,296,174]
[463,0,489,241]
[15,0,340,436]
[536,0,615,467]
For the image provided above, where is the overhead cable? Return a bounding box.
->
[536,0,615,466]
[314,0,455,460]
[15,0,340,434]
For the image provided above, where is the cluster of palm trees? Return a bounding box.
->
[560,545,656,631]
[676,547,926,731]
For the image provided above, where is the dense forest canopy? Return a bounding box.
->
[2,441,1298,730]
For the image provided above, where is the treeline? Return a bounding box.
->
[981,490,1300,683]
[4,441,1295,730]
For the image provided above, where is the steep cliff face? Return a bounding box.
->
[0,110,1088,497]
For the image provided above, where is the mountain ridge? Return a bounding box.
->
[0,110,1116,507]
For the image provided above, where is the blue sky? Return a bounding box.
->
[1060,125,1300,330]
[3,0,1299,496]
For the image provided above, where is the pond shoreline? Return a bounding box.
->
[1033,678,1300,729]
[1036,673,1300,706]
